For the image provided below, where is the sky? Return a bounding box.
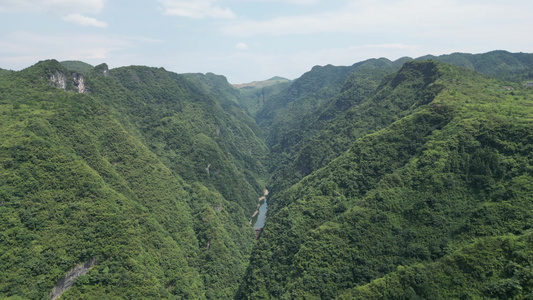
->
[1,0,532,83]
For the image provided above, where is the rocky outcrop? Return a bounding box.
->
[49,72,88,93]
[49,71,67,90]
[49,257,98,300]
[94,63,109,77]
[72,73,87,93]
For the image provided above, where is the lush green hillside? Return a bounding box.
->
[253,51,533,200]
[254,62,361,147]
[234,76,292,116]
[0,68,12,76]
[339,232,533,299]
[239,60,533,299]
[94,66,268,213]
[238,51,533,299]
[2,51,533,299]
[265,57,410,196]
[0,60,266,299]
[236,79,291,117]
[420,50,533,81]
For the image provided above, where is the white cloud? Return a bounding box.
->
[222,13,339,36]
[0,0,106,14]
[62,14,108,28]
[221,0,533,38]
[235,42,248,50]
[159,0,235,19]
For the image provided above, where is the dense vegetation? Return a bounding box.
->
[238,54,533,299]
[0,60,266,299]
[417,50,533,81]
[236,79,291,117]
[0,68,12,76]
[1,50,533,299]
[59,61,95,74]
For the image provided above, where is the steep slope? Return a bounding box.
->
[257,51,533,201]
[339,233,533,299]
[236,79,292,117]
[266,57,410,196]
[182,72,267,146]
[239,61,533,299]
[91,66,268,214]
[2,51,533,299]
[0,60,265,299]
[255,62,365,148]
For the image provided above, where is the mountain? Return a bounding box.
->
[1,51,533,299]
[0,60,267,299]
[233,77,292,117]
[239,58,533,299]
[260,57,411,195]
[418,50,533,81]
[233,76,291,89]
[60,61,95,74]
[249,51,533,199]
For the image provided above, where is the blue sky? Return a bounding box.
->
[1,0,532,83]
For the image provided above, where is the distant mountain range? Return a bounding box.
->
[232,76,291,89]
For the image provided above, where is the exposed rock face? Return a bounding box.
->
[72,73,87,93]
[49,257,98,300]
[49,72,88,93]
[49,71,67,90]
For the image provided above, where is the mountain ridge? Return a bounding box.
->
[1,50,533,299]
[0,59,266,298]
[239,57,533,299]
[232,76,291,89]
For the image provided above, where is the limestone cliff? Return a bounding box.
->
[49,71,88,93]
[49,257,98,300]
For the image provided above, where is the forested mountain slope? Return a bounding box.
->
[246,51,533,199]
[418,50,533,81]
[236,79,291,117]
[254,58,408,148]
[1,51,533,300]
[264,57,412,196]
[0,60,267,299]
[94,66,268,213]
[239,60,533,299]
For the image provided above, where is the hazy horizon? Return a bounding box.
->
[1,0,532,83]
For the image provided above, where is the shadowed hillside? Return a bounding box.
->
[0,60,267,299]
[1,51,533,299]
[239,58,533,299]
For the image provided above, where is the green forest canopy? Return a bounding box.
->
[1,50,533,299]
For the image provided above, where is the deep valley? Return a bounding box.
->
[1,50,533,299]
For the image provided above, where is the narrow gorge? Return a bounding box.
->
[1,51,533,299]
